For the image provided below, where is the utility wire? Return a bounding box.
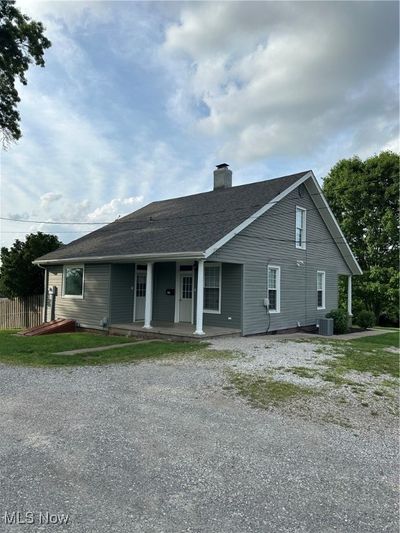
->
[0,187,338,227]
[0,205,354,245]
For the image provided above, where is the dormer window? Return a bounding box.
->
[295,207,306,249]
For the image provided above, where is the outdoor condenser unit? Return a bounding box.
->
[319,318,334,336]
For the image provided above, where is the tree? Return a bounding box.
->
[0,0,51,146]
[0,232,62,298]
[323,151,399,324]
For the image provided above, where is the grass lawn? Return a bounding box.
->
[0,330,201,367]
[228,371,316,409]
[325,332,399,378]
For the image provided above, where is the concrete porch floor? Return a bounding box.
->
[109,322,241,341]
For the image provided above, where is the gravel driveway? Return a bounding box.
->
[0,353,398,532]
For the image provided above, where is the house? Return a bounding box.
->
[34,165,362,337]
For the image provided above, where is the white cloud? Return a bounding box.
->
[87,196,145,222]
[163,2,399,163]
[40,191,62,206]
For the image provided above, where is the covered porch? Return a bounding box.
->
[109,258,243,338]
[109,322,241,341]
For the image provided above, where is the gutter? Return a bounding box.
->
[33,251,205,265]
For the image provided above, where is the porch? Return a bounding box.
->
[109,260,243,337]
[109,322,241,341]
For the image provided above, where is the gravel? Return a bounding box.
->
[0,353,398,533]
[209,335,399,431]
[209,335,337,373]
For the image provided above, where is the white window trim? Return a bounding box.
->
[203,262,222,314]
[267,265,281,314]
[62,264,85,299]
[295,206,307,250]
[317,270,326,310]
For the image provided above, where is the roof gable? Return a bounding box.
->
[34,169,361,274]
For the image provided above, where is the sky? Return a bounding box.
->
[0,0,398,249]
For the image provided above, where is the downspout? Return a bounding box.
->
[37,263,48,323]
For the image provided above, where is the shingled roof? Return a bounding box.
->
[36,171,310,263]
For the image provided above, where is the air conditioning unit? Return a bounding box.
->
[319,318,333,336]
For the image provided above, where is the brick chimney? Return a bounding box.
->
[213,163,232,190]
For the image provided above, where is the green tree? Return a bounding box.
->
[323,151,399,323]
[0,232,61,298]
[0,0,51,146]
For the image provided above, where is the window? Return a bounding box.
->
[295,207,306,249]
[181,275,192,299]
[63,265,84,298]
[317,271,326,309]
[267,266,281,313]
[204,263,221,313]
[136,272,146,298]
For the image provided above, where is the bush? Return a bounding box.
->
[357,310,376,330]
[326,308,349,334]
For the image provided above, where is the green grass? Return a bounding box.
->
[228,371,316,408]
[296,332,399,380]
[347,331,399,350]
[0,330,200,367]
[287,366,318,379]
[327,351,399,377]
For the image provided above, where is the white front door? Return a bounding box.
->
[134,269,146,321]
[179,272,193,322]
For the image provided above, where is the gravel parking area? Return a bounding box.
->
[0,353,398,533]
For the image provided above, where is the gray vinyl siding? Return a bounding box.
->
[47,264,111,328]
[209,184,350,335]
[152,262,176,323]
[110,264,134,323]
[202,263,243,329]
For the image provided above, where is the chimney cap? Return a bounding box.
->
[216,163,229,169]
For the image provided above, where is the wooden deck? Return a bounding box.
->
[109,322,241,341]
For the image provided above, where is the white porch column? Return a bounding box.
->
[143,262,153,329]
[194,259,205,335]
[347,275,353,316]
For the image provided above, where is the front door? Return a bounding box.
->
[179,272,193,322]
[134,268,146,321]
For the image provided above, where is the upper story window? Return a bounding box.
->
[317,271,326,309]
[204,262,221,313]
[295,206,306,249]
[267,265,281,313]
[63,265,84,298]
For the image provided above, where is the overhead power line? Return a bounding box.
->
[0,187,337,227]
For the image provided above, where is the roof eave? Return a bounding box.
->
[305,173,362,275]
[33,251,205,266]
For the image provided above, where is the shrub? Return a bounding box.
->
[357,310,376,330]
[326,308,349,334]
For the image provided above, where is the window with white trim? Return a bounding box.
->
[204,263,221,313]
[63,265,84,298]
[317,271,325,309]
[267,266,280,313]
[295,206,306,249]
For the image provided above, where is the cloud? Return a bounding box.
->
[163,2,399,164]
[40,192,63,206]
[87,196,145,222]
